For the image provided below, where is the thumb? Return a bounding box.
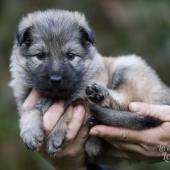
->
[129,102,170,121]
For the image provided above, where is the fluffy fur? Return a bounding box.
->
[10,9,170,167]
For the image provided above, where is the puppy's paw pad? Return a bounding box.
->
[21,128,44,151]
[47,130,65,156]
[86,83,108,103]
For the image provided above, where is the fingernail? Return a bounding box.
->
[89,129,99,135]
[129,102,140,112]
[74,105,85,115]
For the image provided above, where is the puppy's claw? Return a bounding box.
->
[47,130,65,156]
[21,128,44,151]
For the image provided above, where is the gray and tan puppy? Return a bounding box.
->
[10,9,170,166]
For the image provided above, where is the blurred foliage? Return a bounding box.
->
[0,0,170,169]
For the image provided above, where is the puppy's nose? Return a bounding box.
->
[50,75,62,86]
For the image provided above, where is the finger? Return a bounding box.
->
[22,89,40,112]
[90,125,142,142]
[66,105,86,141]
[108,142,163,158]
[129,102,170,121]
[72,120,90,145]
[43,101,64,134]
[109,141,144,154]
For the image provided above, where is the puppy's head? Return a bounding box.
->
[14,9,97,100]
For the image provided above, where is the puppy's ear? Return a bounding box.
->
[79,26,95,46]
[16,26,32,47]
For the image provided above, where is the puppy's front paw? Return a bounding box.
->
[47,129,65,156]
[86,83,108,103]
[21,126,44,151]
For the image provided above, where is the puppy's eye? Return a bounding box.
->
[66,52,77,60]
[36,53,46,60]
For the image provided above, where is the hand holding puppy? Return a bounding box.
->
[90,103,170,162]
[23,90,88,170]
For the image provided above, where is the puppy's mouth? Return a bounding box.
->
[36,84,78,100]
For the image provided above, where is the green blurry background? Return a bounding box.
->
[0,0,170,169]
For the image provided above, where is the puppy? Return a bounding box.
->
[10,9,170,166]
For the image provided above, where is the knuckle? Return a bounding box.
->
[120,129,128,142]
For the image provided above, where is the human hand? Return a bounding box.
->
[89,102,170,162]
[22,90,89,170]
